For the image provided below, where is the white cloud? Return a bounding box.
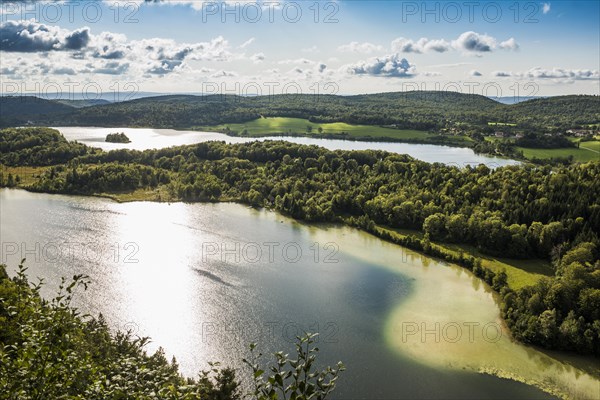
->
[390,32,519,55]
[391,37,450,53]
[104,0,270,11]
[251,52,265,63]
[452,31,496,53]
[0,20,90,52]
[492,67,599,81]
[278,58,314,65]
[523,67,598,80]
[240,37,255,48]
[499,38,519,50]
[338,41,384,54]
[0,20,237,77]
[346,54,416,78]
[542,3,551,14]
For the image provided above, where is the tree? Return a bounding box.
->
[243,333,345,400]
[423,213,447,240]
[445,213,467,242]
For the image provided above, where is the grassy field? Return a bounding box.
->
[440,242,553,289]
[200,117,453,142]
[517,140,600,162]
[0,166,49,186]
[580,140,600,153]
[377,225,552,290]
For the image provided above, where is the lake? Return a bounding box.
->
[1,189,597,398]
[54,126,520,168]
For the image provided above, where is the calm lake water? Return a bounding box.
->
[54,126,520,168]
[2,189,598,399]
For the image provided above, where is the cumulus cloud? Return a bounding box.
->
[391,37,450,53]
[492,68,598,81]
[346,54,416,78]
[0,20,235,77]
[452,31,496,52]
[338,41,384,54]
[522,67,598,80]
[499,38,519,50]
[0,20,90,52]
[390,32,518,55]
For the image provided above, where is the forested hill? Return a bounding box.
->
[507,95,600,124]
[0,96,75,115]
[1,92,598,130]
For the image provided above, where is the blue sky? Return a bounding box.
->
[1,0,598,98]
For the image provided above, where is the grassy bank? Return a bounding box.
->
[371,225,552,290]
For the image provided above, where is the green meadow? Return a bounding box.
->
[200,117,464,142]
[517,140,600,162]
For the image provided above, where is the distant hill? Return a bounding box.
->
[0,96,75,116]
[1,92,598,131]
[55,99,112,108]
[0,96,75,127]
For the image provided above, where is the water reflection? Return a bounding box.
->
[1,189,580,399]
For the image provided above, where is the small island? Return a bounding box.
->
[105,132,131,143]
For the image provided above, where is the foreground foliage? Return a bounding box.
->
[0,262,343,399]
[1,127,599,356]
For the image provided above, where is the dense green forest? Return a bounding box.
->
[1,93,598,133]
[1,127,599,356]
[0,262,344,399]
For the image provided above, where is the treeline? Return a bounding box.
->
[0,262,344,398]
[2,93,598,132]
[515,133,575,149]
[0,127,96,166]
[2,128,600,355]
